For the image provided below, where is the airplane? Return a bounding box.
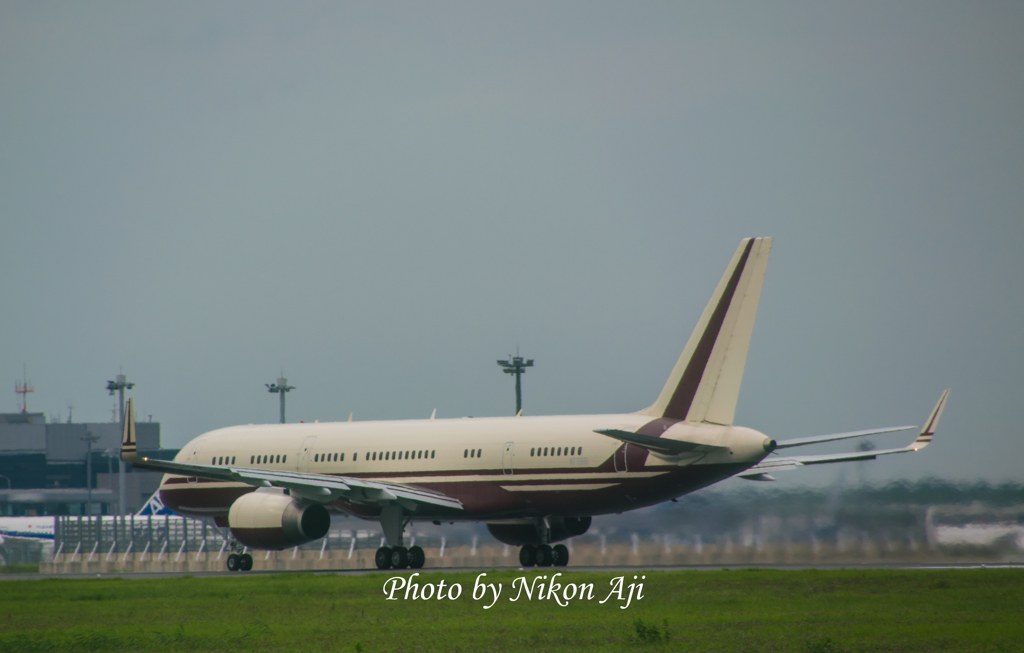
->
[120,237,949,572]
[0,492,175,547]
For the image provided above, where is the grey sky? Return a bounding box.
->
[2,2,1021,487]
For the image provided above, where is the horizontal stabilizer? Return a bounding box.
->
[594,428,725,456]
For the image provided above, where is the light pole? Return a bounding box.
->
[497,354,534,416]
[106,374,134,516]
[80,432,99,516]
[266,377,295,424]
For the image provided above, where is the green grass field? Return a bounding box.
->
[1,569,1021,652]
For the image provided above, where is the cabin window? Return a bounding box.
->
[578,448,582,455]
[250,456,254,464]
[571,447,575,456]
[417,450,421,459]
[464,449,468,458]
[557,447,561,456]
[372,452,376,461]
[354,453,358,461]
[431,450,435,458]
[211,457,216,464]
[477,449,482,458]
[277,455,281,463]
[314,454,318,462]
[282,455,286,463]
[231,456,235,464]
[544,447,548,456]
[340,453,345,462]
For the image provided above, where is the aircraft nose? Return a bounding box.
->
[763,437,777,453]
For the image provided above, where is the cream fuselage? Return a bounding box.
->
[158,414,773,522]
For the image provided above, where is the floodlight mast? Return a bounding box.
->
[106,373,134,516]
[496,355,534,416]
[266,377,295,424]
[80,432,100,516]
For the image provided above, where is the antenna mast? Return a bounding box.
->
[15,365,34,413]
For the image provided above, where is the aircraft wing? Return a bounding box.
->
[119,400,462,513]
[773,425,916,449]
[736,390,949,481]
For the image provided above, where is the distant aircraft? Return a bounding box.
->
[0,492,176,545]
[121,237,949,572]
[0,516,55,543]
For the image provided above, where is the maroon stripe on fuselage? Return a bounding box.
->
[160,462,751,521]
[663,238,756,421]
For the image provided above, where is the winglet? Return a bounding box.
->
[911,389,949,451]
[120,397,142,463]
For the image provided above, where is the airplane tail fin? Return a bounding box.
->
[120,397,142,463]
[640,237,772,425]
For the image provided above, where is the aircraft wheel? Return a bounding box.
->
[552,544,569,567]
[518,544,536,567]
[226,553,240,572]
[239,553,253,571]
[408,545,426,569]
[391,546,409,569]
[535,544,554,567]
[375,546,393,570]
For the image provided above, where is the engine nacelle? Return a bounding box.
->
[487,516,592,545]
[227,491,330,550]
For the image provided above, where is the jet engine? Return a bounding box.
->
[487,516,591,545]
[227,492,330,550]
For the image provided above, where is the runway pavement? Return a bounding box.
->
[4,561,1023,582]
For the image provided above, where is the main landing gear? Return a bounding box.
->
[375,545,426,570]
[518,543,569,567]
[226,552,253,572]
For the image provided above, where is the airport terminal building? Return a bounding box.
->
[0,412,178,516]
